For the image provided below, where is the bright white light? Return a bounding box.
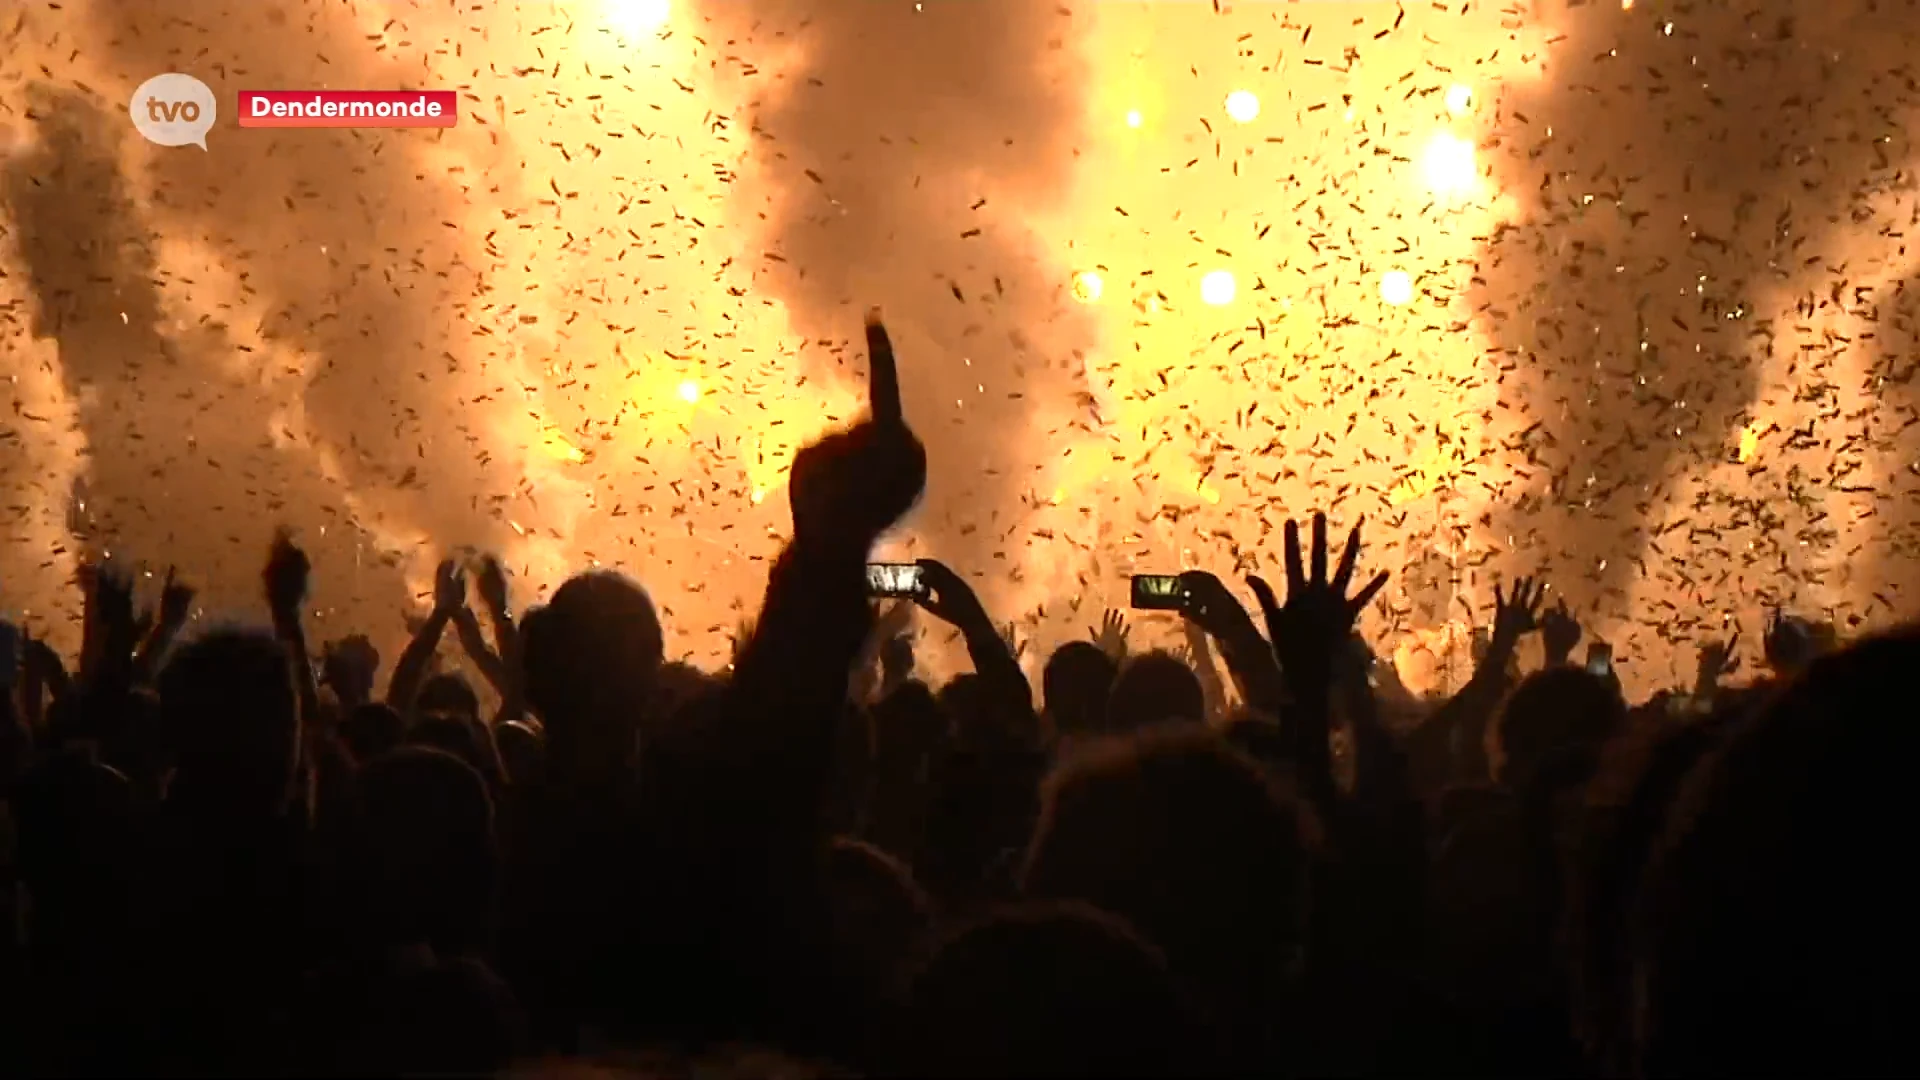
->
[1380,270,1414,306]
[1125,109,1143,129]
[1445,84,1474,116]
[1200,270,1237,306]
[1224,90,1260,124]
[605,0,670,37]
[1072,271,1105,303]
[677,379,701,403]
[1419,131,1477,196]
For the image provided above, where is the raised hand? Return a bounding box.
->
[1090,608,1130,662]
[263,527,312,624]
[1247,511,1390,695]
[130,566,197,685]
[879,628,916,688]
[730,616,756,664]
[92,562,138,639]
[1177,569,1282,714]
[913,558,988,629]
[75,560,140,689]
[1696,629,1741,686]
[1492,575,1548,641]
[1001,621,1027,662]
[1541,599,1583,664]
[474,554,511,620]
[1179,570,1253,638]
[1763,608,1816,675]
[786,313,928,552]
[432,558,468,617]
[322,634,381,708]
[158,565,195,629]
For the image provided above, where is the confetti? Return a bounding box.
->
[0,0,1912,696]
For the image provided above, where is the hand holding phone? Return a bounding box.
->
[1585,642,1614,676]
[866,562,928,600]
[1130,574,1188,611]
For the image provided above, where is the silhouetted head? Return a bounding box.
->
[1221,709,1289,772]
[416,671,480,725]
[1105,649,1205,734]
[1491,666,1628,789]
[1633,625,1920,1076]
[352,747,497,951]
[936,672,987,728]
[649,660,723,735]
[825,837,932,1028]
[520,570,662,773]
[1022,726,1312,1032]
[506,1046,849,1080]
[1042,640,1117,739]
[494,719,545,786]
[320,633,380,705]
[341,701,407,764]
[10,753,135,899]
[158,625,299,816]
[407,713,493,779]
[1568,713,1730,1074]
[338,955,525,1075]
[872,678,946,759]
[897,901,1216,1077]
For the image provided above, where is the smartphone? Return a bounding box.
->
[1130,573,1187,611]
[1585,642,1614,676]
[865,562,927,599]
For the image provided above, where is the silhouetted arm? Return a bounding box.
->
[264,531,323,749]
[914,559,1032,717]
[1181,617,1231,721]
[387,610,448,714]
[451,607,510,698]
[717,315,926,865]
[388,558,465,714]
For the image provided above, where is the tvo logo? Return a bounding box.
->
[129,73,217,149]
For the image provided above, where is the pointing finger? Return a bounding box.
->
[865,310,902,427]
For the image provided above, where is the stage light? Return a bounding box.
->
[1200,270,1236,306]
[1380,270,1414,306]
[1125,109,1143,129]
[605,0,670,37]
[678,379,701,403]
[1224,90,1260,124]
[1072,270,1105,303]
[1420,131,1477,196]
[1445,84,1474,116]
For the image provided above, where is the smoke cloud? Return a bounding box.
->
[702,0,1100,588]
[1472,0,1920,616]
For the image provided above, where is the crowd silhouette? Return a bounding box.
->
[0,316,1911,1078]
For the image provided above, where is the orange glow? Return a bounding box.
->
[2,0,1887,700]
